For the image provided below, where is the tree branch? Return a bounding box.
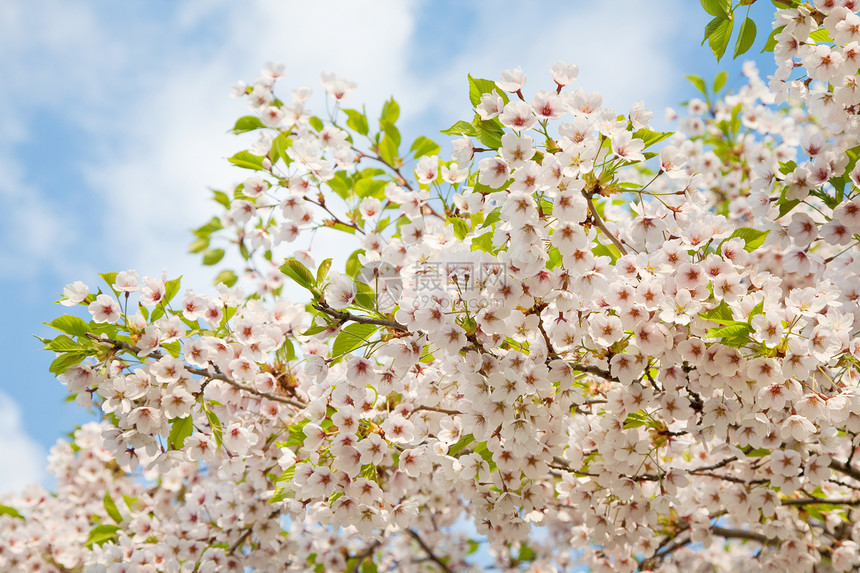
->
[314,302,408,331]
[584,192,629,255]
[86,334,307,408]
[710,526,774,545]
[781,497,860,507]
[831,459,860,482]
[347,539,382,573]
[408,529,454,573]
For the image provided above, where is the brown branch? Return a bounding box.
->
[354,148,414,192]
[228,510,280,555]
[831,459,860,482]
[302,194,366,235]
[689,456,737,473]
[781,497,860,507]
[408,405,465,418]
[86,334,307,408]
[347,539,382,573]
[584,192,629,255]
[408,529,455,573]
[710,526,774,545]
[314,302,408,331]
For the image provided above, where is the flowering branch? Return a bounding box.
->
[583,190,628,256]
[85,333,307,408]
[313,302,408,332]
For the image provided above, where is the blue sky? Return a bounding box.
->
[0,0,775,492]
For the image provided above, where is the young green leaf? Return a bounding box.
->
[733,17,757,58]
[280,258,317,291]
[103,491,123,524]
[706,17,734,62]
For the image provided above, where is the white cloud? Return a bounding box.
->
[2,0,697,292]
[426,0,697,131]
[0,392,46,495]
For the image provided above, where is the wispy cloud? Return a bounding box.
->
[0,392,46,494]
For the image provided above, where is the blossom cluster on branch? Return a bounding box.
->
[5,1,860,572]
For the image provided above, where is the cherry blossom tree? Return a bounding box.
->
[6,1,860,571]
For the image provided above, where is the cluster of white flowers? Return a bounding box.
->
[8,2,860,571]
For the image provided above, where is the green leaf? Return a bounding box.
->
[332,323,378,357]
[518,544,536,563]
[482,207,501,228]
[468,74,506,107]
[214,269,238,288]
[592,243,621,263]
[447,217,470,241]
[700,0,731,17]
[43,335,87,353]
[380,97,400,125]
[471,231,496,254]
[231,116,265,134]
[726,227,769,251]
[733,17,757,58]
[809,28,832,43]
[85,524,120,548]
[410,136,441,159]
[276,338,296,363]
[353,281,376,310]
[472,117,505,150]
[713,70,728,93]
[762,25,784,52]
[189,237,209,254]
[192,216,223,238]
[272,132,293,166]
[49,352,90,375]
[633,128,673,149]
[343,109,369,136]
[168,416,193,450]
[202,248,225,266]
[0,505,24,520]
[47,315,90,338]
[707,323,752,339]
[163,276,181,305]
[309,116,324,132]
[441,120,478,138]
[100,272,119,295]
[686,74,707,95]
[345,249,365,278]
[317,258,333,285]
[448,434,475,457]
[706,17,734,62]
[103,492,123,524]
[699,300,737,325]
[212,189,231,209]
[204,407,223,450]
[280,258,317,291]
[228,151,265,171]
[269,486,293,504]
[378,134,398,166]
[707,323,753,346]
[355,178,387,199]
